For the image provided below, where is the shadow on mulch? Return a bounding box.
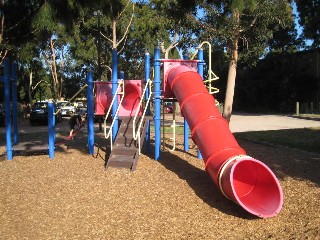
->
[145,143,257,220]
[238,139,320,187]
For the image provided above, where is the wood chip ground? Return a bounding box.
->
[0,127,319,239]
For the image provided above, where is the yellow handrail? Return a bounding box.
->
[191,41,220,95]
[103,80,125,150]
[133,78,153,155]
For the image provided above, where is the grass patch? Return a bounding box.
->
[234,127,320,154]
[150,125,184,134]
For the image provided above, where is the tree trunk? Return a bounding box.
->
[28,71,33,105]
[223,48,238,122]
[222,9,240,123]
[50,37,58,99]
[112,19,117,49]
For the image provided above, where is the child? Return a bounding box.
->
[69,113,86,139]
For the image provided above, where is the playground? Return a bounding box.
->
[1,46,319,238]
[0,115,319,239]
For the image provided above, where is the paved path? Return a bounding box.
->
[1,114,320,136]
[163,113,320,133]
[229,114,320,133]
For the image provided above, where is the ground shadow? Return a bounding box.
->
[145,145,257,219]
[237,137,320,186]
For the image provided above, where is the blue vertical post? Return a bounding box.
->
[111,48,119,141]
[144,52,151,153]
[11,62,18,144]
[197,49,204,159]
[48,101,55,159]
[183,54,189,152]
[86,71,95,155]
[4,58,12,160]
[154,48,161,160]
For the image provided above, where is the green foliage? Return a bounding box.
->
[200,0,293,66]
[32,2,56,31]
[0,0,315,112]
[295,0,320,47]
[235,50,320,113]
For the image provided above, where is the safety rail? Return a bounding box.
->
[133,78,153,155]
[103,80,125,150]
[55,84,88,115]
[191,41,220,95]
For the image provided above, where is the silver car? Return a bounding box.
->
[57,101,76,116]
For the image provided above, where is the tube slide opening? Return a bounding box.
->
[122,84,140,111]
[220,157,283,218]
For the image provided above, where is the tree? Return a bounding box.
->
[17,42,45,104]
[199,0,293,121]
[295,0,320,47]
[29,0,102,100]
[121,1,181,79]
[267,23,301,53]
[0,0,42,63]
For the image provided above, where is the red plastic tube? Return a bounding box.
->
[167,65,283,218]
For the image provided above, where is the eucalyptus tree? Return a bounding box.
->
[0,0,41,63]
[295,0,320,47]
[30,1,89,100]
[120,1,181,79]
[199,0,293,121]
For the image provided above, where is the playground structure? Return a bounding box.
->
[2,44,283,219]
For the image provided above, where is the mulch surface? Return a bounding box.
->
[0,126,319,239]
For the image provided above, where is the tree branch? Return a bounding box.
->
[118,0,132,20]
[100,31,113,44]
[116,3,134,48]
[117,35,128,54]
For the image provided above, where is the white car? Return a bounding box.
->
[57,101,76,116]
[76,102,84,108]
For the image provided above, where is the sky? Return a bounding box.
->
[292,2,313,47]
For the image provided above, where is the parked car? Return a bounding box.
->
[56,101,76,116]
[163,102,173,113]
[29,102,62,126]
[77,107,87,116]
[76,102,84,108]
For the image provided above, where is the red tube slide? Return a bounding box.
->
[167,65,283,218]
[94,80,142,117]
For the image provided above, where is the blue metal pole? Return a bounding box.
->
[144,52,151,153]
[48,101,55,159]
[183,54,189,152]
[154,48,161,160]
[11,62,18,144]
[111,48,119,141]
[197,49,204,159]
[86,71,95,155]
[4,58,12,160]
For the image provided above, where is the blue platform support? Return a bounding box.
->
[154,48,161,160]
[111,49,119,141]
[197,49,204,159]
[48,102,55,159]
[86,71,95,155]
[183,55,189,152]
[11,62,18,144]
[4,58,12,160]
[144,52,151,153]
